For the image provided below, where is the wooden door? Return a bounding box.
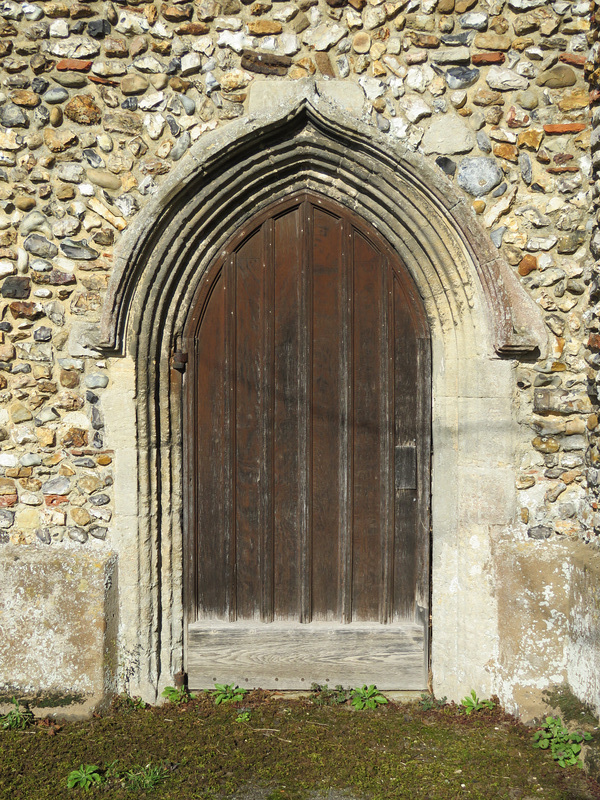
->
[184,193,430,689]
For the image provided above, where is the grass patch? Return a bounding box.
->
[1,692,600,800]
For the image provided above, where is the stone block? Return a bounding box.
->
[491,537,573,719]
[421,113,475,155]
[318,80,365,114]
[567,544,600,719]
[458,467,516,525]
[534,388,592,416]
[67,322,103,358]
[457,396,516,464]
[0,546,118,718]
[248,79,364,116]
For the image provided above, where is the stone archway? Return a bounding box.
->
[100,85,547,703]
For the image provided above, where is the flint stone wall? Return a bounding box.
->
[0,0,598,717]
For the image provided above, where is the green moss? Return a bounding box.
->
[0,694,598,800]
[0,690,86,708]
[543,685,599,727]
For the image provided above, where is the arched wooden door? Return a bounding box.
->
[184,193,431,689]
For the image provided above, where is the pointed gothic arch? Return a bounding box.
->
[100,89,548,701]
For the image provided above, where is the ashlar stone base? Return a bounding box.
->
[0,546,118,719]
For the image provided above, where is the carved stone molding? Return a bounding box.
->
[103,85,548,359]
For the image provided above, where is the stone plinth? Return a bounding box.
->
[568,543,600,719]
[0,546,117,718]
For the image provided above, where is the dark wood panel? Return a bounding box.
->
[298,203,311,624]
[188,621,425,689]
[273,206,303,620]
[393,274,420,620]
[195,273,228,618]
[186,191,431,688]
[261,220,275,622]
[311,206,344,620]
[351,230,385,622]
[415,335,432,618]
[235,229,266,620]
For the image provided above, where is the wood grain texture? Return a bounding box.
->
[235,230,266,620]
[393,274,420,620]
[194,273,227,618]
[351,230,384,622]
[185,192,431,688]
[187,622,425,689]
[311,206,344,620]
[273,206,303,620]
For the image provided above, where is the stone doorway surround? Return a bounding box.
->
[100,80,549,709]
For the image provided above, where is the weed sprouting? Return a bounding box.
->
[4,689,597,800]
[0,697,34,730]
[124,762,169,790]
[309,684,352,706]
[211,683,247,705]
[350,685,388,710]
[161,686,193,704]
[116,693,147,711]
[67,760,172,792]
[419,692,447,711]
[66,764,103,791]
[532,716,593,768]
[460,690,494,715]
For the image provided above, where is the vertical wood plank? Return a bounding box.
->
[183,334,195,622]
[392,274,420,620]
[300,200,311,622]
[195,272,228,619]
[381,259,394,624]
[351,230,384,621]
[225,256,236,622]
[234,228,266,620]
[261,220,275,622]
[273,205,303,620]
[310,205,344,620]
[415,335,432,619]
[340,218,352,624]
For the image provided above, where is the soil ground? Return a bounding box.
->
[1,689,600,800]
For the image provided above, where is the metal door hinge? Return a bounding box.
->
[172,351,188,373]
[174,670,188,689]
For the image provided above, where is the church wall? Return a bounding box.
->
[0,0,598,719]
